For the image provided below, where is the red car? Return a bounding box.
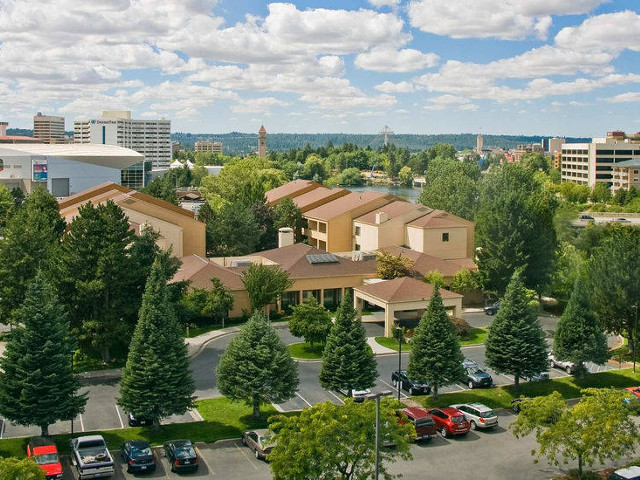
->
[626,386,640,399]
[27,437,63,480]
[427,407,470,438]
[397,407,437,442]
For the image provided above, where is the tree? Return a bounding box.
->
[273,196,306,243]
[397,165,414,187]
[0,273,86,436]
[449,269,479,295]
[590,183,612,204]
[512,389,640,480]
[0,188,65,325]
[118,259,196,429]
[407,288,465,399]
[241,263,293,314]
[521,152,550,174]
[0,183,15,232]
[376,251,414,279]
[252,200,278,251]
[586,228,640,342]
[268,398,413,480]
[553,277,608,375]
[300,155,326,181]
[142,176,179,205]
[205,202,261,256]
[549,242,584,305]
[288,295,332,347]
[423,270,445,288]
[485,270,548,389]
[202,278,234,323]
[0,457,45,480]
[217,312,298,418]
[476,163,557,295]
[319,291,378,397]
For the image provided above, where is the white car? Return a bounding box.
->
[548,353,576,373]
[450,403,499,430]
[337,388,371,403]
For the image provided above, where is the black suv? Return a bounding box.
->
[391,370,431,395]
[484,301,500,316]
[462,359,493,389]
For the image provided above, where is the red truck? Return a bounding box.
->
[27,437,63,480]
[397,407,437,441]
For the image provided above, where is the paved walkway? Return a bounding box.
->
[367,336,396,355]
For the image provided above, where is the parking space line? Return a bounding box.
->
[379,379,408,398]
[195,446,214,475]
[0,419,4,439]
[79,413,85,432]
[455,382,470,391]
[295,392,312,408]
[272,403,286,412]
[326,390,345,404]
[115,405,124,429]
[234,443,259,470]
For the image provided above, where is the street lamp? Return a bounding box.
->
[395,327,402,403]
[70,349,75,435]
[633,304,638,374]
[365,390,392,480]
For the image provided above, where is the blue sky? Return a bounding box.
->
[0,0,638,137]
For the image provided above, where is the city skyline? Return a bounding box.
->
[0,0,638,136]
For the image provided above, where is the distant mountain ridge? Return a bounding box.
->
[7,128,590,156]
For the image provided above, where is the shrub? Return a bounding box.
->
[451,317,471,338]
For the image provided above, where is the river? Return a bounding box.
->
[348,184,423,202]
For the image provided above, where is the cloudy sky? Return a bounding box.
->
[0,0,638,136]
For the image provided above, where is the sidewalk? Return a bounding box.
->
[367,337,396,355]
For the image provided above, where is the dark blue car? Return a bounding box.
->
[121,440,155,474]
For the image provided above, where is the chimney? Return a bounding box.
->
[278,227,294,248]
[375,212,388,224]
[0,122,8,136]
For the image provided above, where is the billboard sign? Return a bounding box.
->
[32,159,48,182]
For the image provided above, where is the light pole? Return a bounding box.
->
[633,304,638,374]
[70,349,75,435]
[365,390,392,480]
[396,327,402,403]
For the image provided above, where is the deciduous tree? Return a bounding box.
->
[485,270,548,389]
[241,263,293,314]
[0,457,45,480]
[217,312,298,418]
[273,197,306,243]
[407,288,465,399]
[288,295,332,347]
[205,202,261,256]
[319,291,378,397]
[269,398,413,480]
[0,273,86,436]
[376,251,414,279]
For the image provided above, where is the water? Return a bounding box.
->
[349,185,422,202]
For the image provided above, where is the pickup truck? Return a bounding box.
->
[70,435,115,479]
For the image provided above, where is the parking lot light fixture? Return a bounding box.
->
[633,304,638,374]
[396,327,402,403]
[365,390,393,480]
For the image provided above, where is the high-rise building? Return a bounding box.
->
[195,141,223,154]
[258,125,267,158]
[561,131,640,188]
[33,113,65,144]
[74,111,172,189]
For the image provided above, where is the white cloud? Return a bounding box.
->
[408,0,605,40]
[368,0,401,8]
[604,92,640,103]
[375,81,415,93]
[231,97,290,114]
[354,47,438,72]
[555,10,640,54]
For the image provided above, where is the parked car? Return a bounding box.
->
[337,388,371,402]
[426,407,470,438]
[242,429,276,460]
[163,440,199,473]
[121,440,156,474]
[484,300,500,316]
[27,437,63,480]
[463,360,493,389]
[610,466,640,480]
[626,386,640,399]
[450,403,498,430]
[396,407,437,442]
[511,397,527,413]
[549,353,576,373]
[127,412,152,427]
[69,435,114,479]
[391,370,431,395]
[526,372,550,382]
[618,218,631,223]
[579,214,595,220]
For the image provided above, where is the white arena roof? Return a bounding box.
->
[0,144,144,169]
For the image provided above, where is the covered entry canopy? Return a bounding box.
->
[353,276,463,337]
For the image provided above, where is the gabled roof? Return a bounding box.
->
[355,276,462,304]
[293,186,350,212]
[172,255,245,291]
[354,201,428,225]
[305,191,394,221]
[407,209,474,229]
[265,179,321,205]
[379,246,477,277]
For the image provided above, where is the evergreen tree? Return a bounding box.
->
[0,273,86,436]
[0,188,65,325]
[485,270,548,389]
[217,312,298,418]
[319,291,378,397]
[118,259,195,429]
[288,295,332,347]
[553,277,608,374]
[407,288,465,399]
[252,200,278,251]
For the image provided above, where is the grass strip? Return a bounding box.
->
[287,342,324,359]
[375,328,488,351]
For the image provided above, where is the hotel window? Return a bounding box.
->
[355,244,361,251]
[442,232,449,242]
[355,226,361,236]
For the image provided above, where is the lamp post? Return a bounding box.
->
[633,304,638,374]
[70,349,75,435]
[395,327,402,403]
[365,390,392,480]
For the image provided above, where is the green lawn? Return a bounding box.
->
[0,398,280,459]
[375,328,488,351]
[421,367,640,410]
[288,342,324,359]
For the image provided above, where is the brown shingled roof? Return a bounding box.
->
[171,255,245,291]
[304,191,394,221]
[354,201,427,225]
[293,186,350,212]
[265,179,321,205]
[408,210,473,228]
[379,246,476,277]
[355,276,462,304]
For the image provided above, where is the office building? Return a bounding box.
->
[33,113,66,144]
[195,141,223,154]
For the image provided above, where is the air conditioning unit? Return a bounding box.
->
[231,260,253,268]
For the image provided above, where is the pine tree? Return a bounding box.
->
[0,272,86,436]
[217,312,298,418]
[553,277,608,375]
[485,270,548,389]
[407,288,465,399]
[288,295,332,347]
[118,259,195,429]
[319,291,378,397]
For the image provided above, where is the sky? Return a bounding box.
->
[0,0,638,137]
